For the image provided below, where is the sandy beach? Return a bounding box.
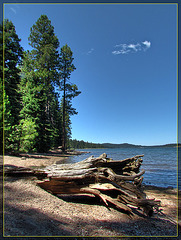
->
[2,152,181,238]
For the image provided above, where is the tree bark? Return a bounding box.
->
[62,76,66,152]
[38,153,160,216]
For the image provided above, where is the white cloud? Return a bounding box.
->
[112,40,151,55]
[142,40,151,49]
[10,7,16,14]
[87,48,94,55]
[128,43,141,52]
[112,49,130,55]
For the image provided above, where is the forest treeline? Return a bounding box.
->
[69,139,104,149]
[69,139,180,149]
[0,15,81,154]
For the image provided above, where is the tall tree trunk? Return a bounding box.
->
[62,76,66,152]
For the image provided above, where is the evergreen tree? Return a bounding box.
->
[59,44,81,152]
[1,16,81,153]
[50,91,62,148]
[3,20,23,122]
[0,23,3,153]
[19,51,41,152]
[19,51,62,152]
[1,20,23,152]
[60,98,72,149]
[27,15,61,152]
[69,139,104,149]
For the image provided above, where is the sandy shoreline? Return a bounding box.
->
[2,153,181,237]
[2,150,87,168]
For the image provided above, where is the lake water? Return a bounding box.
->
[62,147,180,189]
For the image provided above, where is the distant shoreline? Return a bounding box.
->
[70,139,181,149]
[74,143,181,149]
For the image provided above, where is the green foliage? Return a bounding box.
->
[59,44,76,81]
[25,15,61,152]
[28,15,60,87]
[3,19,23,124]
[60,98,72,140]
[69,139,104,149]
[19,119,38,152]
[0,23,3,153]
[3,91,20,152]
[18,51,41,152]
[19,52,42,118]
[2,16,80,153]
[0,78,3,154]
[1,20,23,153]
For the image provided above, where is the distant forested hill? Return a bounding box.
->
[102,143,142,148]
[69,139,179,149]
[69,139,103,149]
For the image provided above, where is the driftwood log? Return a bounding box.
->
[38,153,160,216]
[3,153,161,216]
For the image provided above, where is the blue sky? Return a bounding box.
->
[4,3,178,145]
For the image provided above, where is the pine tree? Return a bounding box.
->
[50,91,62,148]
[3,20,23,122]
[19,51,41,152]
[27,15,61,152]
[1,20,23,153]
[19,50,62,152]
[60,98,72,149]
[59,44,81,152]
[0,23,3,153]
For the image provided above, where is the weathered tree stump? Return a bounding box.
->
[2,153,160,216]
[36,153,160,216]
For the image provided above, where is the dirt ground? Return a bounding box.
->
[1,152,181,238]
